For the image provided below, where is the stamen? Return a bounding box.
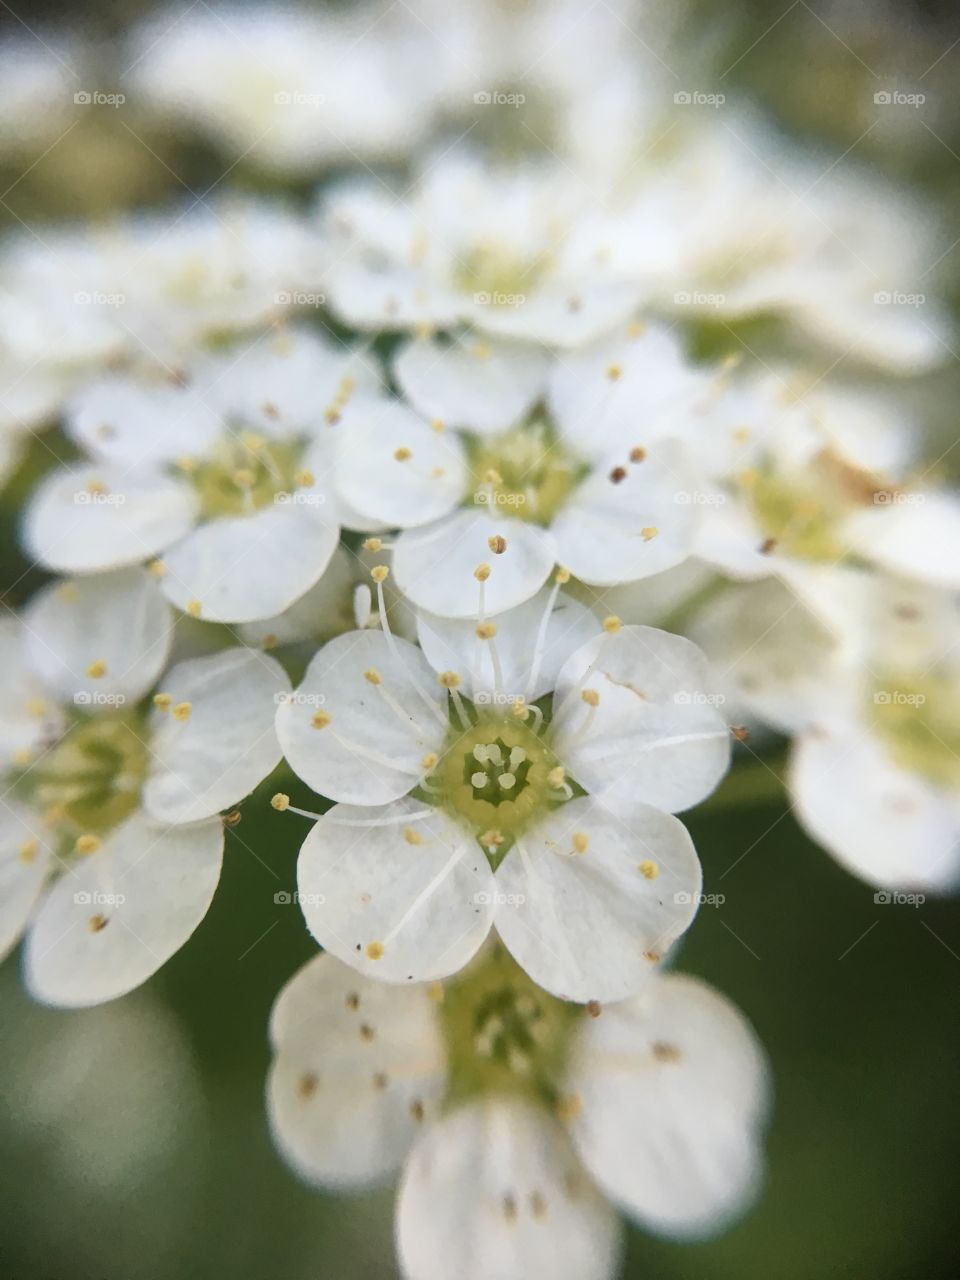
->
[75,834,101,855]
[172,701,192,722]
[86,659,107,679]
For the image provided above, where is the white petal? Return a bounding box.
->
[334,394,466,528]
[238,544,358,648]
[553,626,731,815]
[551,442,699,586]
[494,797,701,1003]
[394,336,549,436]
[393,509,557,618]
[143,647,288,824]
[326,260,463,332]
[66,375,222,465]
[417,587,599,705]
[276,629,446,805]
[472,280,643,349]
[548,324,709,460]
[790,729,960,891]
[23,568,173,705]
[160,500,339,623]
[297,798,495,983]
[844,491,960,589]
[0,801,54,962]
[267,954,446,1189]
[24,462,197,573]
[397,1097,622,1280]
[24,811,223,1007]
[567,972,770,1238]
[208,327,381,437]
[0,618,64,763]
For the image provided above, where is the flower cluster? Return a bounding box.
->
[2,1,956,1277]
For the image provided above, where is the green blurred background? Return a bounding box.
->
[2,1,959,1277]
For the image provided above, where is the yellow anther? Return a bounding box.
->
[638,859,659,880]
[57,582,79,601]
[438,671,461,689]
[581,688,600,707]
[476,621,497,639]
[428,980,445,1003]
[176,457,197,474]
[394,446,412,462]
[241,430,267,451]
[403,826,423,845]
[431,466,446,479]
[641,526,658,541]
[480,829,504,848]
[271,793,290,811]
[732,427,751,443]
[474,563,491,582]
[185,599,202,618]
[629,446,646,463]
[602,615,621,634]
[430,418,445,433]
[627,319,646,339]
[86,479,107,494]
[484,469,503,486]
[294,469,315,488]
[572,832,589,855]
[366,941,385,961]
[421,752,439,770]
[739,468,759,488]
[75,834,101,856]
[557,1094,584,1122]
[371,565,390,584]
[172,701,192,721]
[12,748,33,767]
[555,566,571,584]
[488,534,507,555]
[363,668,382,686]
[473,342,493,360]
[547,766,566,788]
[86,659,108,679]
[312,711,332,729]
[262,634,278,651]
[25,697,48,718]
[362,537,383,552]
[147,559,166,578]
[510,699,529,719]
[324,407,341,425]
[18,839,39,863]
[153,692,172,710]
[232,468,255,489]
[414,321,433,341]
[606,363,622,381]
[89,913,108,932]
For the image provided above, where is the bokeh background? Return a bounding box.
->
[2,1,959,1277]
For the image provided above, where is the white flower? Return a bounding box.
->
[267,945,770,1280]
[339,326,702,618]
[24,328,377,622]
[1,605,289,1004]
[320,152,643,346]
[127,4,442,175]
[275,578,729,1002]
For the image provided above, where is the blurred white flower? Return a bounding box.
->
[267,945,770,1280]
[275,581,729,1001]
[127,3,442,175]
[1,606,288,1006]
[23,328,377,623]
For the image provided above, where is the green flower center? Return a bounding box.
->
[183,434,314,518]
[740,448,884,562]
[466,417,587,526]
[452,241,551,304]
[440,944,582,1109]
[432,710,565,864]
[18,714,148,850]
[869,672,960,789]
